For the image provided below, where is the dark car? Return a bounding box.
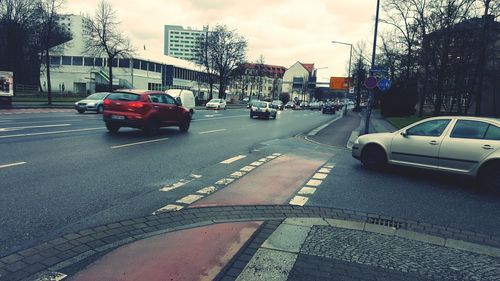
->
[102,90,191,135]
[271,100,284,110]
[322,102,336,114]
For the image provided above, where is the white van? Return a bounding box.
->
[166,89,196,116]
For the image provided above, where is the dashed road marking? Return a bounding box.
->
[0,123,71,132]
[153,204,184,215]
[318,168,332,173]
[250,161,264,167]
[240,165,255,172]
[230,171,246,179]
[197,186,217,195]
[272,153,282,156]
[266,155,277,160]
[0,161,27,169]
[324,164,335,169]
[199,129,227,134]
[312,173,328,180]
[220,155,246,164]
[0,127,105,139]
[177,194,204,204]
[215,178,235,186]
[289,196,309,206]
[160,180,190,192]
[258,158,267,162]
[305,179,323,187]
[111,138,169,149]
[298,187,317,195]
[34,271,67,281]
[190,174,202,179]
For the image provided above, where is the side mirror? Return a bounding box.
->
[175,97,182,106]
[401,130,408,137]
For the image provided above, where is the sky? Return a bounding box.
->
[63,0,383,83]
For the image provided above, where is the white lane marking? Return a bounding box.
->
[305,179,323,187]
[230,171,246,179]
[0,162,27,169]
[177,194,204,204]
[190,174,202,179]
[258,158,268,162]
[34,271,67,281]
[0,123,71,132]
[272,153,282,156]
[204,114,222,118]
[153,204,184,215]
[318,168,332,173]
[0,127,105,139]
[298,187,317,195]
[111,138,169,149]
[324,164,335,169]
[312,173,328,180]
[0,119,88,125]
[240,165,255,172]
[220,155,247,164]
[192,115,248,122]
[199,129,227,135]
[266,155,277,160]
[160,179,191,192]
[0,120,13,123]
[289,196,309,206]
[197,186,217,195]
[215,178,235,186]
[250,161,264,167]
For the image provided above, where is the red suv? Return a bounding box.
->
[102,90,191,134]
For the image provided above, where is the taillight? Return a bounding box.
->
[103,99,111,105]
[129,102,144,108]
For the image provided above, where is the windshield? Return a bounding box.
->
[86,93,108,100]
[2,1,498,281]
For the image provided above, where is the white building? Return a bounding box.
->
[227,63,287,100]
[163,25,207,61]
[282,62,316,102]
[40,15,218,100]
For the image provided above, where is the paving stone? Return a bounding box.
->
[236,248,297,281]
[262,223,310,253]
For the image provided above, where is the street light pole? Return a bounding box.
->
[364,0,381,134]
[331,41,353,116]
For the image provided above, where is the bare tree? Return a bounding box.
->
[194,25,218,100]
[84,0,134,92]
[254,54,267,99]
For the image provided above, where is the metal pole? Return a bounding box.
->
[364,0,380,134]
[345,44,352,115]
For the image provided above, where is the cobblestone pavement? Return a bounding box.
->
[298,226,500,281]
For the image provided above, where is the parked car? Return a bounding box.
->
[309,101,322,110]
[102,90,191,135]
[285,101,295,109]
[247,99,259,109]
[206,99,227,110]
[250,101,277,119]
[352,116,500,191]
[165,89,196,117]
[322,102,336,114]
[271,100,284,110]
[74,92,110,114]
[300,101,309,109]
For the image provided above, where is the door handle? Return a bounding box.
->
[482,145,494,150]
[153,106,160,109]
[429,141,439,145]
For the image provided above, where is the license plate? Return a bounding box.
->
[111,115,125,120]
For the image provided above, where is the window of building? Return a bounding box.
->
[133,59,140,69]
[83,57,94,66]
[148,62,155,72]
[72,56,83,66]
[50,56,60,65]
[111,58,118,67]
[119,59,130,68]
[95,58,103,66]
[61,56,71,65]
[155,64,162,73]
[140,60,148,70]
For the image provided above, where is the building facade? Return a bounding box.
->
[40,15,218,101]
[228,63,287,101]
[282,62,317,102]
[163,25,207,61]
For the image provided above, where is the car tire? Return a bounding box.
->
[77,109,85,114]
[478,161,500,193]
[96,105,104,114]
[144,118,160,136]
[179,115,191,132]
[105,123,120,133]
[361,145,387,170]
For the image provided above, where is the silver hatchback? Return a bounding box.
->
[352,116,500,191]
[75,92,110,114]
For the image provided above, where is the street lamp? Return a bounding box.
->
[332,41,353,115]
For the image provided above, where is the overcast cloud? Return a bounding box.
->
[63,0,382,82]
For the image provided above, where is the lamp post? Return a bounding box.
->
[364,0,381,134]
[332,41,353,116]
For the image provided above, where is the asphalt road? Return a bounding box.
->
[0,108,336,256]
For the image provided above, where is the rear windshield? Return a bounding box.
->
[254,102,268,107]
[106,92,140,101]
[210,99,221,103]
[272,101,282,105]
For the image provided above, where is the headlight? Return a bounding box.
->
[354,137,360,144]
[74,102,78,105]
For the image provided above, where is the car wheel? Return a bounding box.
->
[361,145,387,170]
[96,105,104,114]
[144,118,160,136]
[478,161,500,193]
[77,109,85,114]
[105,122,120,133]
[179,115,191,132]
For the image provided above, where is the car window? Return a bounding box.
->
[254,102,267,107]
[407,119,451,137]
[450,120,489,139]
[164,95,176,105]
[106,92,140,101]
[484,125,500,140]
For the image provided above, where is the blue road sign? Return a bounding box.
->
[377,78,391,91]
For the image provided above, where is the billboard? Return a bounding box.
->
[0,71,14,97]
[329,77,351,90]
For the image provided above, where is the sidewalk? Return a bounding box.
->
[346,110,398,149]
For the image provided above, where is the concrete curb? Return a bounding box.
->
[307,111,343,136]
[1,205,499,281]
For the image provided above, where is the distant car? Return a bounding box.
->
[250,101,277,119]
[352,116,500,192]
[322,102,336,114]
[205,99,227,110]
[165,89,196,117]
[285,101,295,109]
[309,101,322,110]
[102,90,191,135]
[271,100,284,110]
[300,101,309,109]
[247,99,259,109]
[74,92,110,114]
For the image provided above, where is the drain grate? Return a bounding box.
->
[366,217,406,229]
